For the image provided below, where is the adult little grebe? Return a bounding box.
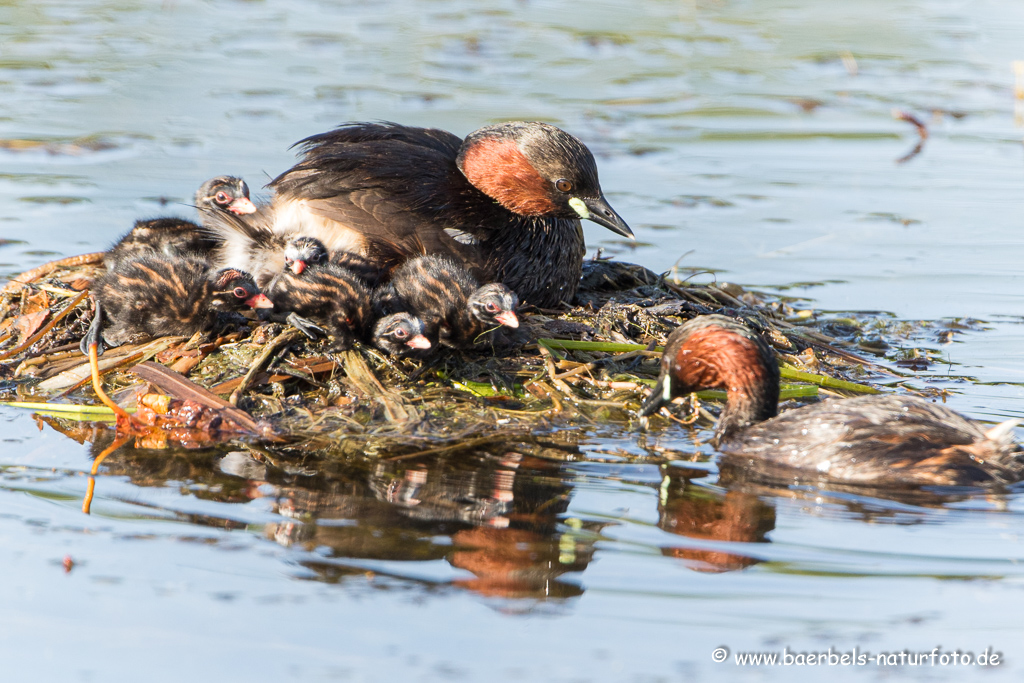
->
[262,121,633,308]
[640,315,1024,487]
[373,255,519,351]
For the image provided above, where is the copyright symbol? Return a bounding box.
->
[712,647,729,663]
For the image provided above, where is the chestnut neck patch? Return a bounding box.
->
[671,326,764,389]
[670,324,777,430]
[459,137,556,216]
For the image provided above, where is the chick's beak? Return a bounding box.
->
[246,293,274,309]
[290,260,307,275]
[494,310,519,328]
[572,195,633,239]
[406,334,432,350]
[229,197,257,215]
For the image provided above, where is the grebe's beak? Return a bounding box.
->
[639,376,671,417]
[246,293,274,309]
[290,260,307,275]
[570,195,633,239]
[229,197,257,215]
[406,334,432,350]
[494,310,519,328]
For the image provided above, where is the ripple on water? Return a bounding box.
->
[2,0,1024,679]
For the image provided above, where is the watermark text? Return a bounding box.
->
[711,646,1002,667]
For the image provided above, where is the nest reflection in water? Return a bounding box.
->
[5,254,990,601]
[49,421,994,606]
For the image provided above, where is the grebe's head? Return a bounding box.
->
[211,268,272,311]
[468,283,519,329]
[456,121,632,239]
[283,236,329,275]
[373,313,432,356]
[641,315,779,438]
[195,176,257,215]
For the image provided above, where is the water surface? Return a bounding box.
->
[2,0,1024,680]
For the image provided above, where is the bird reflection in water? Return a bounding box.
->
[656,465,776,573]
[75,427,598,602]
[254,445,600,602]
[49,418,1008,599]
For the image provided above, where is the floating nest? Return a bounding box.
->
[0,251,916,453]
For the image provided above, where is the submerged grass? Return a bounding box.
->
[0,255,914,453]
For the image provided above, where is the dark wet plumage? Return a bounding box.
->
[103,176,256,270]
[373,255,519,350]
[265,121,632,308]
[104,217,219,270]
[641,315,1024,487]
[264,237,373,348]
[330,250,386,289]
[89,254,270,348]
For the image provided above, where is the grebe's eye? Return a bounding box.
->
[393,327,407,339]
[555,179,572,193]
[232,286,248,298]
[215,191,231,205]
[485,302,499,313]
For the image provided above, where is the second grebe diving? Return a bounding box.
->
[640,315,1024,487]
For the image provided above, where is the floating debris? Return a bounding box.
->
[892,109,929,164]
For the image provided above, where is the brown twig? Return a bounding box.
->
[342,349,416,423]
[132,361,266,435]
[551,349,647,381]
[893,109,929,139]
[47,337,185,396]
[584,379,645,391]
[1,252,104,295]
[537,344,576,398]
[384,434,512,462]
[229,328,302,406]
[892,109,929,165]
[0,289,88,361]
[14,348,84,378]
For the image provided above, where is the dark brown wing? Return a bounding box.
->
[269,122,485,276]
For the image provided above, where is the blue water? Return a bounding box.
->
[3,0,1024,680]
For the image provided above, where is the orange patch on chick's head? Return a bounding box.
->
[214,269,247,289]
[458,137,557,216]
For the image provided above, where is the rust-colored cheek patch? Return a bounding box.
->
[671,325,767,395]
[460,138,556,216]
